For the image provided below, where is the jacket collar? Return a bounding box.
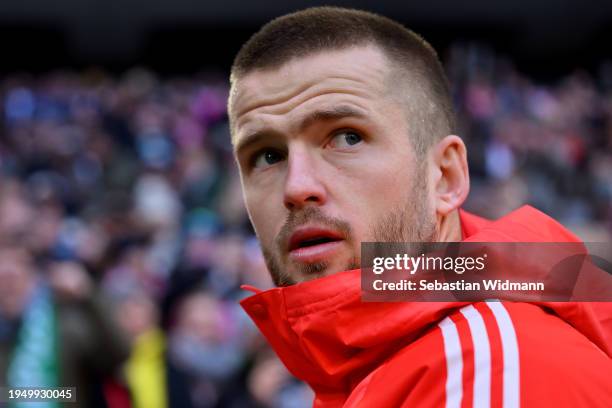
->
[241,205,610,396]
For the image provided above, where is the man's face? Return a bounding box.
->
[231,45,437,286]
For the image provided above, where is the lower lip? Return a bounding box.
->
[288,240,343,263]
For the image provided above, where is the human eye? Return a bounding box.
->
[328,130,363,149]
[251,148,285,169]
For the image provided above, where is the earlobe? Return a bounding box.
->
[432,135,470,216]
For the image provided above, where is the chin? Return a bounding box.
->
[295,272,328,284]
[292,261,348,284]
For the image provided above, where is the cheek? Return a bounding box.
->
[335,156,418,232]
[244,187,283,245]
[347,153,413,195]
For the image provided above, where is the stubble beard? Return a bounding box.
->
[260,164,438,287]
[370,163,438,244]
[261,206,356,287]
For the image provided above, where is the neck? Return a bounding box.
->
[437,210,462,241]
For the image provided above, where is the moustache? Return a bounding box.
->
[275,207,352,254]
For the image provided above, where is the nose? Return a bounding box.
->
[283,147,327,211]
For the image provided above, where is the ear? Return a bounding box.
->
[429,135,470,216]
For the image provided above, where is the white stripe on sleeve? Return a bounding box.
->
[439,316,463,408]
[461,304,492,408]
[486,301,520,408]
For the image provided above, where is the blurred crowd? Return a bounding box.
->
[0,43,611,407]
[450,45,612,240]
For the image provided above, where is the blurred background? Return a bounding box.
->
[0,1,611,407]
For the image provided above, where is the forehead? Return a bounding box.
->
[229,45,394,137]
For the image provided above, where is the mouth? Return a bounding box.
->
[287,227,344,263]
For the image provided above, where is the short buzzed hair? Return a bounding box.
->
[230,6,456,154]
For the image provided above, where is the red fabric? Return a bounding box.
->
[475,302,504,408]
[241,205,612,407]
[103,378,132,408]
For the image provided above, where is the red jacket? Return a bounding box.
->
[241,206,612,407]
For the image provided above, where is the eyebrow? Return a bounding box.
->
[234,105,367,156]
[297,105,367,133]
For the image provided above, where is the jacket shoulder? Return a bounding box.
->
[503,302,612,407]
[345,302,612,408]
